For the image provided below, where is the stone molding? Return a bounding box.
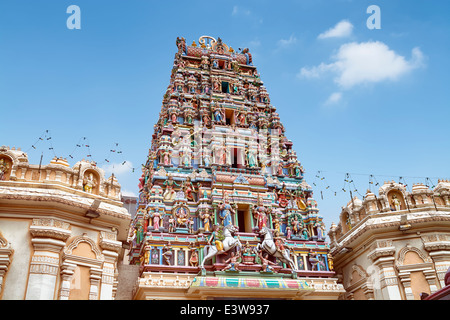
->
[29,218,72,241]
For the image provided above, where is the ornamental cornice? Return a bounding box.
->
[99,231,122,253]
[367,240,396,261]
[421,234,450,251]
[0,185,129,220]
[29,218,71,241]
[333,211,450,254]
[142,273,193,289]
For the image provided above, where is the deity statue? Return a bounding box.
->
[180,148,192,167]
[202,113,211,127]
[293,162,304,178]
[182,177,196,201]
[163,175,179,201]
[189,248,199,267]
[83,172,97,193]
[273,230,287,255]
[218,194,235,227]
[301,227,309,240]
[277,162,284,176]
[391,194,401,211]
[136,224,144,245]
[188,216,194,234]
[327,253,334,271]
[291,185,307,210]
[167,215,176,232]
[314,217,326,240]
[176,37,186,55]
[213,106,225,124]
[290,214,302,236]
[175,206,189,228]
[143,243,151,264]
[0,158,10,180]
[199,208,212,232]
[242,242,256,265]
[196,182,205,199]
[208,224,225,254]
[162,242,174,265]
[258,250,277,273]
[253,196,268,230]
[222,251,241,272]
[308,250,322,271]
[161,149,171,166]
[215,142,227,165]
[150,210,162,231]
[246,148,258,168]
[200,56,210,69]
[275,184,289,208]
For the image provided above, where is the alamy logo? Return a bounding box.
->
[367,5,381,30]
[67,5,81,30]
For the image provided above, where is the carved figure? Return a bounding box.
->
[162,242,174,265]
[163,175,179,201]
[201,224,242,269]
[218,194,235,227]
[391,194,401,211]
[83,172,97,193]
[0,158,10,180]
[257,227,296,271]
[222,251,241,271]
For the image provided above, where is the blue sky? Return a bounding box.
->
[1,1,449,231]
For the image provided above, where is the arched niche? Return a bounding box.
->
[340,210,352,234]
[396,245,435,300]
[345,264,372,300]
[0,155,13,181]
[62,234,104,300]
[82,169,100,195]
[387,189,406,211]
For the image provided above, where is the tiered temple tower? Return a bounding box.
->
[128,36,344,299]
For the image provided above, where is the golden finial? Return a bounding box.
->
[191,40,197,47]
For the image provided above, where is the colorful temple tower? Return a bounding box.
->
[128,36,344,299]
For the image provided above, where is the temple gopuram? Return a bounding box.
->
[128,36,344,299]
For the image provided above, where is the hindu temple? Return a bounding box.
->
[127,36,344,299]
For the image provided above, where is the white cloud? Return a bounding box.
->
[121,189,138,197]
[277,34,297,48]
[299,41,425,89]
[324,92,343,105]
[299,62,334,79]
[318,20,354,39]
[101,160,134,177]
[232,5,251,16]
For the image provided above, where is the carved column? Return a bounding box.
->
[99,231,122,300]
[368,240,402,300]
[26,218,71,300]
[0,235,13,296]
[422,234,450,288]
[89,268,102,300]
[59,262,76,300]
[397,273,414,300]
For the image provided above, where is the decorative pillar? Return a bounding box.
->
[26,218,71,300]
[99,230,122,300]
[59,262,76,300]
[397,273,414,300]
[368,240,402,300]
[89,268,102,300]
[0,235,13,296]
[422,234,450,288]
[423,268,439,293]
